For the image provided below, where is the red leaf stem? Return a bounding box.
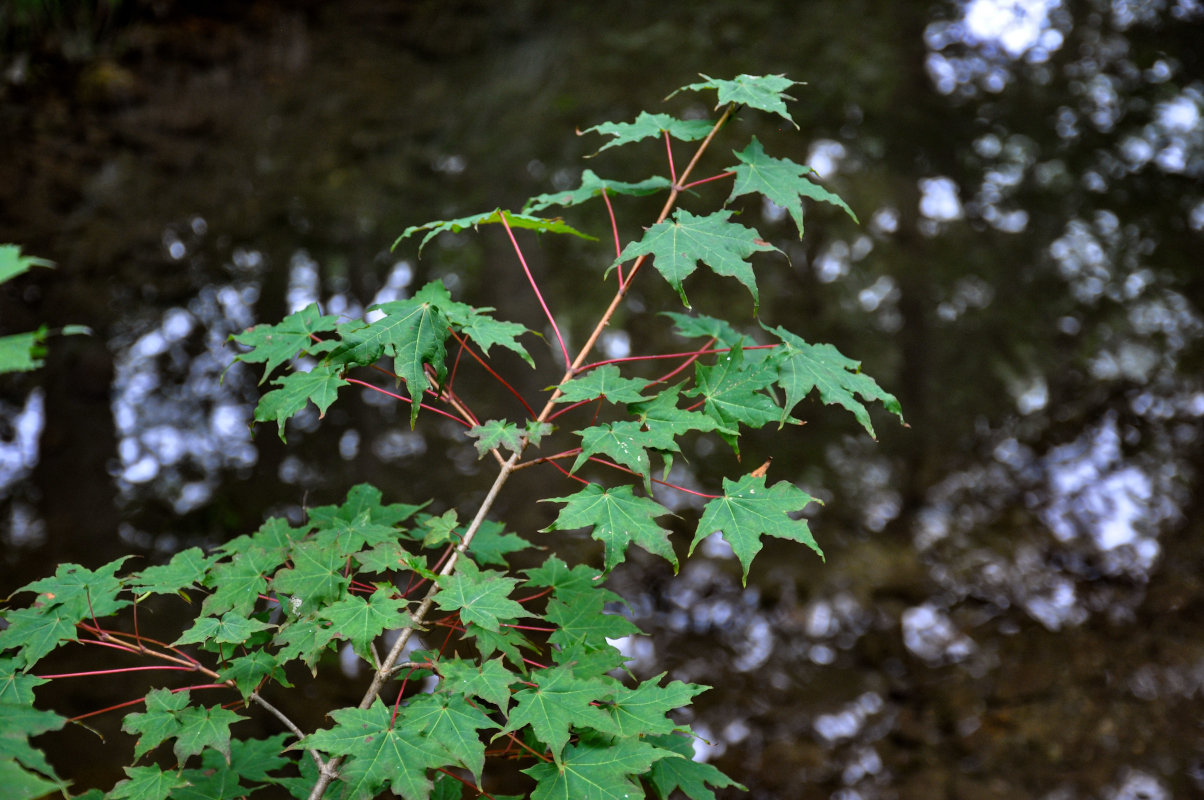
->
[601,189,623,264]
[682,170,735,190]
[663,130,678,186]
[343,378,469,426]
[500,622,556,633]
[499,211,570,368]
[445,325,538,421]
[37,665,197,680]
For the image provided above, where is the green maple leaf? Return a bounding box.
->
[108,765,189,800]
[271,540,350,614]
[355,542,433,577]
[272,614,338,672]
[414,280,535,367]
[301,700,449,800]
[403,692,496,784]
[1,759,65,800]
[254,365,348,442]
[524,169,672,211]
[497,665,618,762]
[662,311,750,348]
[437,656,517,714]
[0,606,79,669]
[120,688,187,760]
[524,557,615,601]
[124,689,244,766]
[726,137,857,238]
[218,651,292,698]
[692,474,822,585]
[201,546,277,617]
[551,640,629,679]
[466,419,525,457]
[0,244,53,282]
[273,749,320,800]
[685,345,783,452]
[604,674,706,737]
[172,704,244,765]
[307,483,426,530]
[217,516,306,564]
[226,733,291,782]
[174,736,291,800]
[544,584,640,651]
[544,484,677,572]
[421,509,461,548]
[525,419,553,447]
[579,111,714,154]
[0,704,65,780]
[572,421,652,483]
[395,208,596,253]
[230,303,340,384]
[0,247,86,375]
[329,296,449,428]
[765,322,904,437]
[174,612,274,648]
[0,659,47,704]
[523,735,678,800]
[319,585,412,661]
[0,329,48,373]
[556,365,650,405]
[646,732,745,800]
[129,548,215,598]
[310,509,401,554]
[671,73,800,127]
[628,386,728,455]
[466,520,533,568]
[463,622,535,669]
[613,208,779,310]
[175,762,242,800]
[434,560,526,632]
[20,558,131,620]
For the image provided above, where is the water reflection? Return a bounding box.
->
[109,232,261,516]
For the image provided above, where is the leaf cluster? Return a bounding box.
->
[1,73,903,800]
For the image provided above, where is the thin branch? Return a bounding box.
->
[306,103,739,800]
[445,326,539,420]
[663,130,678,186]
